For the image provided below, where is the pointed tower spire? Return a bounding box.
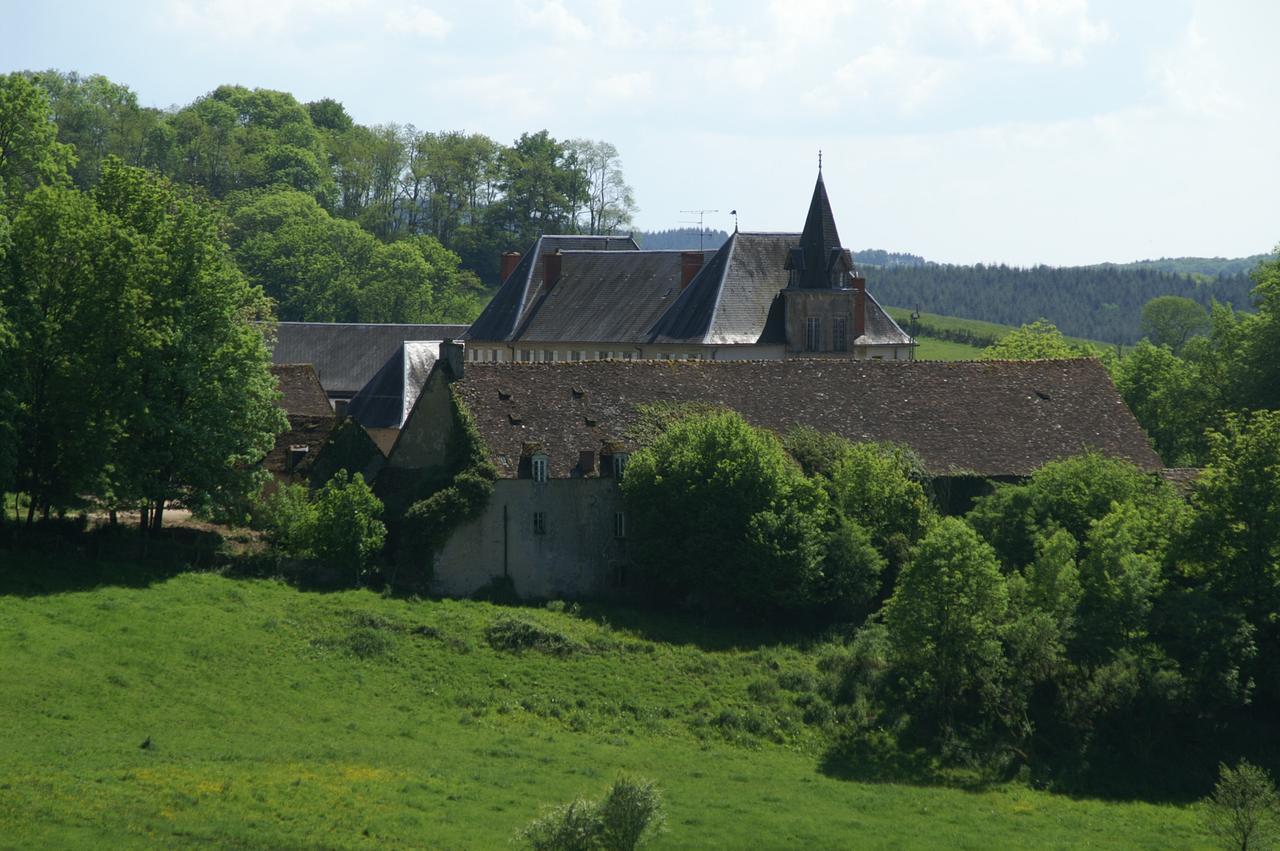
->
[797,170,844,288]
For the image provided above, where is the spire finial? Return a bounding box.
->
[818,149,823,173]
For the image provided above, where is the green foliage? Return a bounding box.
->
[1201,760,1280,851]
[485,616,580,657]
[883,518,1009,731]
[1112,340,1213,465]
[518,775,666,851]
[816,516,887,616]
[967,452,1171,569]
[92,160,286,527]
[1141,295,1210,352]
[0,72,74,202]
[981,319,1097,360]
[254,483,317,559]
[1181,411,1280,703]
[825,442,934,550]
[310,471,386,583]
[227,188,485,323]
[622,411,828,613]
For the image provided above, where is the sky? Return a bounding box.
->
[5,0,1279,265]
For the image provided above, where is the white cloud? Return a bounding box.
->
[384,5,451,39]
[593,71,655,102]
[518,0,592,41]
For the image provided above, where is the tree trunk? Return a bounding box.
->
[152,499,165,533]
[109,509,118,526]
[140,504,150,533]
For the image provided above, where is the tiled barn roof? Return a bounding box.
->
[450,359,1161,479]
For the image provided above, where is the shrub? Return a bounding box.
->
[485,616,578,656]
[596,776,666,851]
[255,482,316,558]
[518,776,666,851]
[311,471,386,584]
[1201,760,1280,851]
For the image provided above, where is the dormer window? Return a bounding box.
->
[612,453,629,479]
[532,453,549,483]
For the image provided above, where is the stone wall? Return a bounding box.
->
[431,478,629,600]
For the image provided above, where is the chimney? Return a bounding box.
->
[440,339,465,380]
[851,275,867,337]
[543,250,563,291]
[680,251,704,290]
[500,251,522,283]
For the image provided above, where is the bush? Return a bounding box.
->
[311,471,386,584]
[518,776,666,851]
[255,482,316,558]
[485,616,579,656]
[1202,760,1280,851]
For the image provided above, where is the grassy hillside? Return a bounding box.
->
[883,306,1119,361]
[0,551,1209,849]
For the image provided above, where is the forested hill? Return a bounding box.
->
[864,263,1257,344]
[1095,255,1270,277]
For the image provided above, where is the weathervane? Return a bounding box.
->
[730,209,739,232]
[818,149,823,173]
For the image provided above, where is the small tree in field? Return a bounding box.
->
[517,775,666,851]
[1202,760,1280,851]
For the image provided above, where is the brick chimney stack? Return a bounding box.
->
[680,251,704,290]
[543,250,563,291]
[851,275,867,337]
[500,251,522,283]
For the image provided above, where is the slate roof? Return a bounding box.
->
[461,176,911,349]
[514,250,716,343]
[270,322,469,397]
[266,364,337,476]
[798,173,843,289]
[346,341,440,428]
[450,359,1161,479]
[465,235,640,342]
[649,232,911,347]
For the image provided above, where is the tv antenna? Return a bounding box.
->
[679,209,719,251]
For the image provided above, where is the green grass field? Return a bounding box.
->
[0,551,1210,849]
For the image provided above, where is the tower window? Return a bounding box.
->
[805,317,821,352]
[533,511,547,535]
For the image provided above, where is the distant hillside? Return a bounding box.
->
[633,228,730,250]
[852,249,928,268]
[1096,255,1269,278]
[866,263,1256,345]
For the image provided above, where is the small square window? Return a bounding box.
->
[532,455,549,483]
[542,350,556,363]
[533,511,547,535]
[614,511,626,539]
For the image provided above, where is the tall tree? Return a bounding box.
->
[568,139,636,234]
[1140,295,1209,352]
[0,72,75,203]
[95,160,285,530]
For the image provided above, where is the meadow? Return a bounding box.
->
[0,544,1216,849]
[883,306,1120,361]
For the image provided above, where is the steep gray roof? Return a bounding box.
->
[347,342,439,428]
[270,322,468,397]
[649,233,911,346]
[451,359,1161,479]
[798,173,843,289]
[513,250,715,343]
[465,234,640,342]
